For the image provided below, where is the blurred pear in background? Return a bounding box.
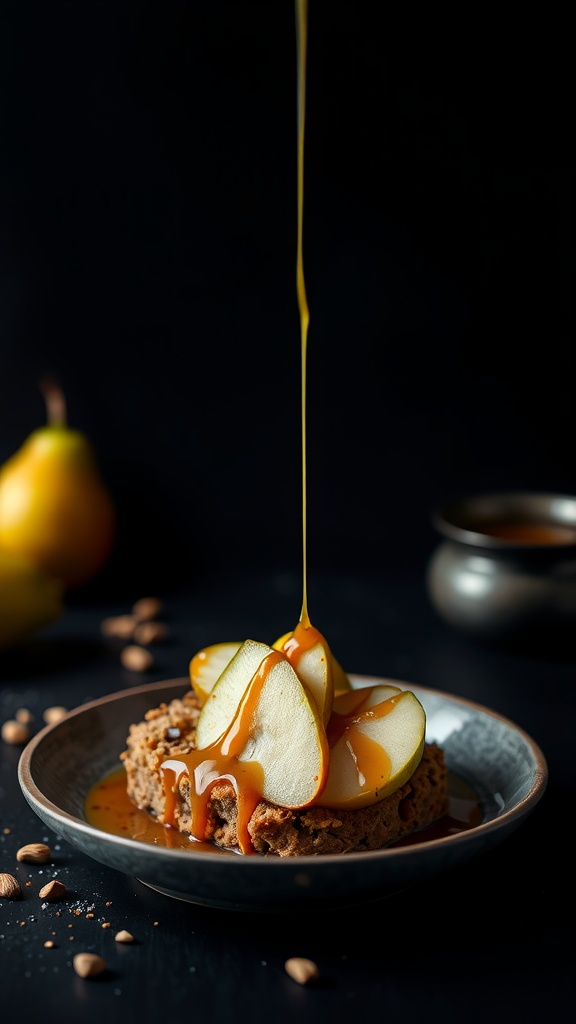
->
[0,377,116,593]
[0,548,64,651]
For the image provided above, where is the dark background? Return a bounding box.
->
[0,0,572,600]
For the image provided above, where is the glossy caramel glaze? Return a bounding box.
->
[86,766,482,854]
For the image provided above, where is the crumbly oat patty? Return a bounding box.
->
[121,690,449,856]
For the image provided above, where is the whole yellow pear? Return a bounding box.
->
[0,378,116,590]
[0,549,63,650]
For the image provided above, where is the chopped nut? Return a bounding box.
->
[0,873,22,899]
[73,952,106,978]
[133,621,169,645]
[39,879,67,902]
[1,720,30,745]
[284,957,320,985]
[43,706,68,725]
[15,708,33,724]
[100,614,137,639]
[132,596,163,621]
[114,929,135,943]
[121,645,154,672]
[44,940,56,948]
[16,842,52,864]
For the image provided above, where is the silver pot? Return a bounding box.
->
[426,492,576,641]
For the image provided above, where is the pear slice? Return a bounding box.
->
[189,641,242,705]
[332,655,352,696]
[0,549,63,650]
[329,683,402,717]
[195,639,273,748]
[195,645,329,807]
[273,623,351,723]
[235,654,329,807]
[316,685,426,809]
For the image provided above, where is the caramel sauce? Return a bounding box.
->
[159,653,282,854]
[85,766,482,852]
[478,522,576,545]
[326,692,403,790]
[296,0,311,632]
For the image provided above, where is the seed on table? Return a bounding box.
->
[73,952,106,978]
[16,842,52,864]
[15,708,33,724]
[114,929,135,943]
[39,879,67,901]
[284,957,320,984]
[132,596,163,621]
[0,873,22,899]
[43,706,68,724]
[1,720,30,745]
[121,645,154,672]
[100,614,137,639]
[133,621,169,645]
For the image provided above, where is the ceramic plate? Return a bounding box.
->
[18,676,547,912]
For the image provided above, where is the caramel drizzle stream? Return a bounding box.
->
[296,0,310,630]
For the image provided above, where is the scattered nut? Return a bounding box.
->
[16,842,52,864]
[133,621,169,645]
[43,705,68,724]
[15,708,33,724]
[44,940,56,948]
[0,873,22,899]
[1,720,30,745]
[284,957,320,985]
[132,596,163,621]
[73,952,106,978]
[114,929,135,943]
[39,879,67,902]
[100,614,137,639]
[120,645,154,672]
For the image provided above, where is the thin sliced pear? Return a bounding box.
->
[195,639,274,749]
[332,655,352,695]
[329,683,402,717]
[235,655,329,807]
[189,641,242,704]
[290,637,333,725]
[273,624,351,723]
[316,686,426,809]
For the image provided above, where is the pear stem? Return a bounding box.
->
[39,377,67,428]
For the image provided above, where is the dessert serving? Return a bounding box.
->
[121,625,449,856]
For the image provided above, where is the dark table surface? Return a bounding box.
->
[1,567,574,1023]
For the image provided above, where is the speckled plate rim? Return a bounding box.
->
[18,676,548,912]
